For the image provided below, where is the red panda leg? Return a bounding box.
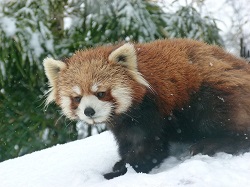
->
[104,95,170,179]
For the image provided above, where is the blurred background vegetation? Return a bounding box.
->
[0,0,243,161]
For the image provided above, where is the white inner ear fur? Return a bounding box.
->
[43,57,66,104]
[108,43,137,71]
[108,43,152,90]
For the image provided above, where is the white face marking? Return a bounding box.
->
[91,83,99,93]
[60,86,133,123]
[61,96,75,119]
[72,86,81,95]
[76,95,113,124]
[112,86,132,113]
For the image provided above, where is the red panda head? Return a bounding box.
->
[43,43,151,125]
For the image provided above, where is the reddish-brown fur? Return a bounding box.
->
[55,39,250,132]
[44,39,250,179]
[134,39,250,132]
[57,46,147,107]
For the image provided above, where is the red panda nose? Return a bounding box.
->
[84,107,96,117]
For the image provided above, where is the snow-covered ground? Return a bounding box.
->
[1,131,250,187]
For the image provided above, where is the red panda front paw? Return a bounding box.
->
[113,159,126,172]
[103,167,127,180]
[103,159,127,180]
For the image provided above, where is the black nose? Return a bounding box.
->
[84,107,95,117]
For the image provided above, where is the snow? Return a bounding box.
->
[162,0,250,53]
[0,16,17,37]
[30,31,45,57]
[0,60,6,79]
[1,131,250,187]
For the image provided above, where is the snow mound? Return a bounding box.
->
[0,131,250,187]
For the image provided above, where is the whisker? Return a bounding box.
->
[53,114,64,126]
[65,119,74,128]
[106,112,115,128]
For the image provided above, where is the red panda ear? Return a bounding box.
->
[108,43,152,91]
[108,43,137,72]
[43,57,66,103]
[43,57,66,86]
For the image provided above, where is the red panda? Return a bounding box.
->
[43,39,250,179]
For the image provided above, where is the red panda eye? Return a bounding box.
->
[73,96,82,103]
[96,92,106,99]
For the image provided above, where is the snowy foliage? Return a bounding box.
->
[163,5,223,45]
[62,0,223,54]
[60,0,168,54]
[0,1,54,64]
[0,1,76,162]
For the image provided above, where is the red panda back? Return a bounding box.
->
[135,39,202,114]
[134,39,250,117]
